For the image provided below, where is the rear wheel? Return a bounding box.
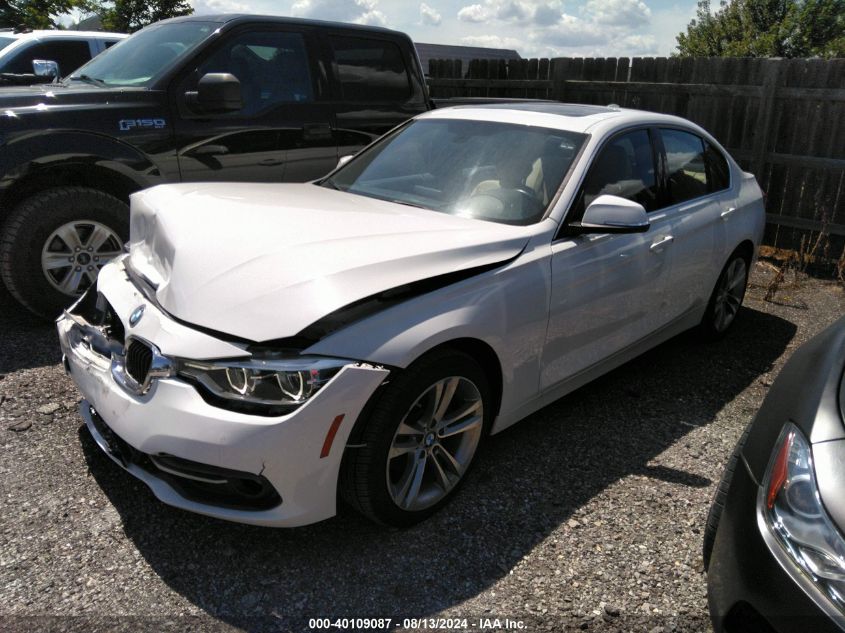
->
[699,252,749,340]
[0,187,128,318]
[341,349,491,527]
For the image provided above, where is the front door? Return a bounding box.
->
[541,128,673,389]
[172,27,337,183]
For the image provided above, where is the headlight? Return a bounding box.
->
[761,423,845,611]
[176,355,352,415]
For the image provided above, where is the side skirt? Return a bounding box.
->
[491,306,704,434]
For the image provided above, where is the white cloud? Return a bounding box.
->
[457,3,488,21]
[584,0,651,27]
[533,13,609,48]
[291,0,388,26]
[420,2,442,25]
[460,34,525,48]
[457,0,563,24]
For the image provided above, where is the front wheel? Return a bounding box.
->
[0,187,128,318]
[699,252,749,340]
[341,349,491,527]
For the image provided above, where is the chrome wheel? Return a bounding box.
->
[713,258,747,333]
[386,376,484,511]
[41,221,123,296]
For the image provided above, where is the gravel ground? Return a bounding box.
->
[1,262,843,633]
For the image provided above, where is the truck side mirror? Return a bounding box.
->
[185,73,242,113]
[32,59,59,81]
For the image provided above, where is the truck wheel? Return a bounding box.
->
[0,187,128,318]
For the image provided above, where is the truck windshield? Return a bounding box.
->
[67,21,216,87]
[0,37,15,53]
[323,118,587,226]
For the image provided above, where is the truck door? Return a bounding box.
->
[171,26,338,183]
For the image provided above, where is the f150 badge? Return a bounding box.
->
[119,118,167,132]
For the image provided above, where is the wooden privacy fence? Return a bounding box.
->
[427,57,845,251]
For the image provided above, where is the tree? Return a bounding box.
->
[0,0,83,29]
[84,0,193,33]
[676,0,845,57]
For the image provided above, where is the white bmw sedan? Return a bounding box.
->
[57,104,765,527]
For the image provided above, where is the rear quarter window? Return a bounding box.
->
[329,36,410,102]
[705,142,731,193]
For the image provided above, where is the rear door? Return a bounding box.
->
[172,25,338,183]
[326,33,429,158]
[656,127,735,319]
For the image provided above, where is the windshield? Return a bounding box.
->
[0,37,15,54]
[67,21,217,87]
[324,118,586,226]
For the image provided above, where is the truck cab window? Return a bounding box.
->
[194,31,314,115]
[329,36,410,102]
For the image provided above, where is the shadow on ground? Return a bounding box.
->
[0,285,62,374]
[79,306,796,631]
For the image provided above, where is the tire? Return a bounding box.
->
[0,187,129,319]
[341,348,492,527]
[699,250,750,340]
[703,422,752,570]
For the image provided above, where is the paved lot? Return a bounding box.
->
[1,263,843,633]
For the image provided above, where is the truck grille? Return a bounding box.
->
[125,339,153,386]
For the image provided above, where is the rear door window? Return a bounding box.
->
[329,36,410,102]
[660,128,709,205]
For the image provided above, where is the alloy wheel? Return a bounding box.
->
[712,258,747,333]
[41,220,123,296]
[386,376,484,511]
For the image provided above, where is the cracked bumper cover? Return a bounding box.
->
[57,263,389,527]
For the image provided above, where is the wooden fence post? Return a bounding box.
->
[752,59,784,179]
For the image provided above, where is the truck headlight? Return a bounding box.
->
[176,355,352,414]
[761,423,845,610]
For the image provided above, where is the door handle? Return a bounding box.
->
[188,144,229,157]
[650,235,674,252]
[721,207,737,220]
[258,158,285,166]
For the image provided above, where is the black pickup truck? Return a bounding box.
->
[0,14,434,316]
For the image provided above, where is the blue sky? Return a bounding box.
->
[188,0,698,57]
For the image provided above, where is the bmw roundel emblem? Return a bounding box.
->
[129,304,145,327]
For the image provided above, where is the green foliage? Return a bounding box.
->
[88,0,194,33]
[676,0,845,57]
[0,0,84,29]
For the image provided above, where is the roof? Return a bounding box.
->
[415,42,521,75]
[420,103,700,137]
[0,30,125,39]
[162,13,407,38]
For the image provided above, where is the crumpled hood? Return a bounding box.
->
[127,183,530,342]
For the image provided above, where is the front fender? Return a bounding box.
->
[0,129,165,198]
[305,246,552,431]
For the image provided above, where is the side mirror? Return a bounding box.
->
[185,73,242,113]
[32,59,59,80]
[337,155,354,169]
[568,195,650,234]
